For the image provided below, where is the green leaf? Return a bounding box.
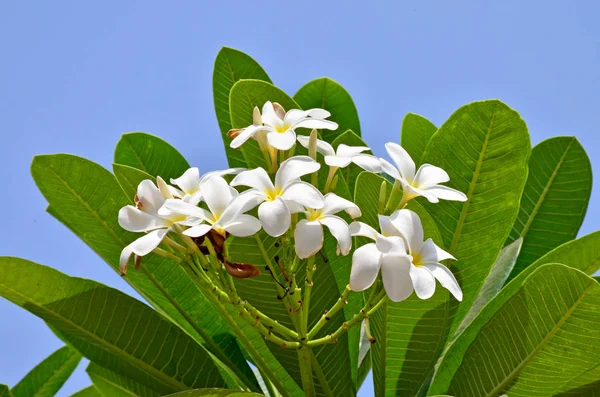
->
[213,47,272,168]
[166,390,265,397]
[69,387,102,397]
[87,362,159,397]
[31,154,260,393]
[226,232,355,397]
[454,237,523,336]
[420,99,531,337]
[11,345,81,397]
[113,164,154,199]
[528,230,600,276]
[229,79,299,168]
[507,136,592,281]
[353,172,450,397]
[330,130,372,194]
[430,264,600,397]
[0,257,227,395]
[114,132,190,180]
[0,385,12,397]
[400,113,438,163]
[293,77,361,141]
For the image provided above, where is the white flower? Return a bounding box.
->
[230,101,339,151]
[348,210,462,302]
[231,156,324,237]
[297,136,381,173]
[294,193,361,259]
[389,209,462,301]
[380,142,467,204]
[118,178,199,275]
[170,167,244,204]
[159,175,261,238]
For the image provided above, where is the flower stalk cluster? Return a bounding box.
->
[117,101,467,395]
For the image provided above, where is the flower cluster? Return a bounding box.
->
[118,101,466,304]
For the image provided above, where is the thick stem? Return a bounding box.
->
[301,256,316,339]
[323,166,338,193]
[311,352,334,397]
[297,347,315,397]
[307,285,351,339]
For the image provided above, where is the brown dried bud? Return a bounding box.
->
[227,128,243,139]
[134,254,142,270]
[134,194,143,209]
[273,102,286,119]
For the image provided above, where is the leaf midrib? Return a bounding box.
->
[89,371,141,397]
[20,349,80,397]
[486,279,593,396]
[518,138,574,239]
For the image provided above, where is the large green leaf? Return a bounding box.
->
[114,132,190,180]
[69,387,102,397]
[226,232,355,397]
[0,385,11,397]
[31,154,259,392]
[166,390,265,397]
[213,47,272,168]
[353,172,450,397]
[113,164,154,199]
[11,345,81,397]
[229,79,299,169]
[429,264,600,397]
[420,99,531,337]
[0,257,227,395]
[528,231,600,276]
[293,77,361,141]
[455,237,523,335]
[87,362,159,397]
[507,136,592,281]
[400,113,437,163]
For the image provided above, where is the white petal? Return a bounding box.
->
[266,130,297,150]
[378,215,399,237]
[423,185,468,202]
[296,135,335,156]
[379,158,402,181]
[336,144,369,157]
[294,118,339,130]
[156,176,174,199]
[380,253,414,302]
[389,209,424,253]
[325,155,352,168]
[322,193,361,218]
[409,264,436,299]
[275,156,321,188]
[200,168,245,183]
[219,190,265,226]
[184,190,204,206]
[413,164,449,188]
[231,125,271,149]
[320,215,351,256]
[375,235,407,255]
[434,242,455,261]
[159,199,211,221]
[418,239,440,264]
[120,229,168,274]
[282,182,324,209]
[425,263,462,301]
[261,101,282,126]
[118,205,170,232]
[294,219,324,259]
[183,224,213,237]
[349,221,379,241]
[385,142,416,182]
[284,109,313,125]
[286,200,305,214]
[200,176,233,218]
[137,180,166,215]
[258,197,291,237]
[223,214,262,237]
[351,154,382,173]
[349,243,382,292]
[170,168,200,195]
[231,167,274,192]
[306,108,331,119]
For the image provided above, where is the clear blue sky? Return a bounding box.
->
[1,1,599,395]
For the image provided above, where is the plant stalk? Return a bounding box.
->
[297,346,315,397]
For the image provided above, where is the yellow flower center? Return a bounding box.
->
[274,123,290,133]
[265,187,283,201]
[412,252,423,267]
[306,208,323,222]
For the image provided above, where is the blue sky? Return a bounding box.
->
[1,1,599,395]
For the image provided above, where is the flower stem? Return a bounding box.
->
[307,284,351,339]
[311,352,334,397]
[384,180,401,213]
[297,346,315,397]
[301,256,316,339]
[323,166,338,193]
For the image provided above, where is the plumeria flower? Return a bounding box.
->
[231,156,324,237]
[118,178,200,275]
[159,175,261,238]
[230,101,339,151]
[170,167,244,204]
[389,209,462,301]
[380,142,467,204]
[297,135,381,173]
[294,193,361,259]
